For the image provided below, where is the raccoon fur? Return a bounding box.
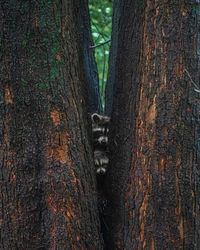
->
[91,113,110,175]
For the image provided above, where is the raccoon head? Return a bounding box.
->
[91,113,110,125]
[94,135,108,145]
[94,150,109,175]
[91,113,110,142]
[96,167,107,175]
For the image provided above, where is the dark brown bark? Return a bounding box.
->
[105,0,122,116]
[106,0,200,249]
[0,1,103,249]
[77,0,102,114]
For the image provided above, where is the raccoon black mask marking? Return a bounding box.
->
[91,113,110,175]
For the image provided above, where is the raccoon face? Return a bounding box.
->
[94,150,109,175]
[92,126,109,135]
[94,135,108,145]
[91,113,110,146]
[96,167,107,175]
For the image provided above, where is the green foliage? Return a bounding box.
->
[88,0,113,109]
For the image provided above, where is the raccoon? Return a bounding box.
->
[94,150,109,174]
[91,113,110,175]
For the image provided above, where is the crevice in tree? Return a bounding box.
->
[77,2,112,248]
[96,174,110,250]
[90,112,111,249]
[86,2,113,248]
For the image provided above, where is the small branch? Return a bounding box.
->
[89,39,111,49]
[194,89,200,93]
[185,68,200,90]
[92,22,110,43]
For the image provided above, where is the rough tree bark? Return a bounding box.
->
[0,1,103,249]
[106,0,200,249]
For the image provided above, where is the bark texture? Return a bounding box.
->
[106,0,200,249]
[105,0,122,116]
[0,1,103,249]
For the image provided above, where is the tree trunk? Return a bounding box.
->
[106,0,200,249]
[105,0,122,116]
[77,0,102,114]
[0,1,103,249]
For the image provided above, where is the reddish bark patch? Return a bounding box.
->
[5,85,13,104]
[47,195,57,214]
[56,54,61,61]
[57,145,69,164]
[50,110,61,127]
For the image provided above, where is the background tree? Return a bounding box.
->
[106,0,200,249]
[0,0,103,249]
[89,0,113,108]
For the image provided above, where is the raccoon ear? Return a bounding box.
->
[91,113,101,124]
